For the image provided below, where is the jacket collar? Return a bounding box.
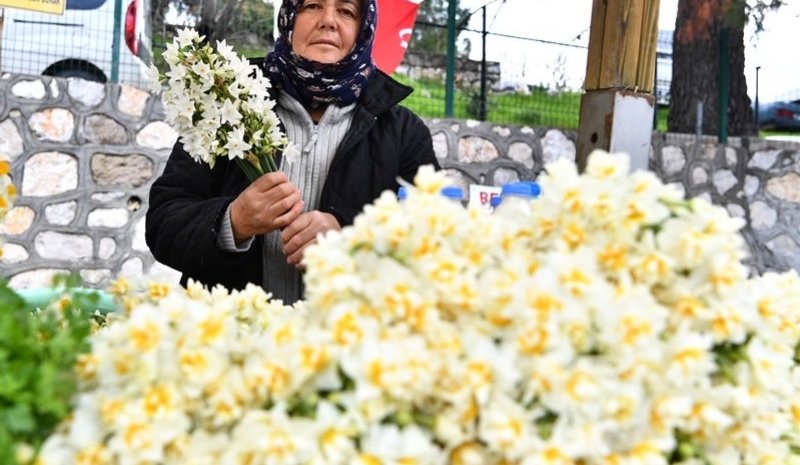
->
[358,69,413,116]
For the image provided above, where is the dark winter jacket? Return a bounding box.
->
[145,69,440,291]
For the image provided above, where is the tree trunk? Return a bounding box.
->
[198,0,218,46]
[668,0,756,136]
[215,0,242,42]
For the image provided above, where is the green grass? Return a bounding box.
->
[394,73,670,131]
[759,129,800,139]
[149,45,785,139]
[656,106,668,132]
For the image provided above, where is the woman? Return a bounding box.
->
[145,0,439,303]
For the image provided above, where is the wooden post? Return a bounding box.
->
[577,0,661,172]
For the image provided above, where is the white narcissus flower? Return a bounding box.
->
[221,408,316,465]
[37,151,800,464]
[105,411,169,464]
[66,394,104,449]
[448,441,490,465]
[477,393,540,459]
[175,27,200,48]
[37,435,78,465]
[744,337,796,392]
[144,64,163,93]
[309,401,359,465]
[549,417,613,460]
[282,141,301,165]
[585,149,631,179]
[412,164,451,194]
[663,331,716,387]
[0,160,16,259]
[147,28,289,179]
[223,126,251,160]
[175,345,229,399]
[217,97,242,127]
[358,423,445,465]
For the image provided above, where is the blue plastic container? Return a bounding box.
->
[16,287,117,313]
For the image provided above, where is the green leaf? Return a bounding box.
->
[0,367,29,397]
[2,403,35,434]
[0,276,97,458]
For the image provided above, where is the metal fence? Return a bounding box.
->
[0,3,671,132]
[5,1,798,135]
[396,21,676,130]
[0,0,153,89]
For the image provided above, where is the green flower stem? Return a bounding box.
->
[258,152,278,174]
[238,153,279,182]
[236,157,264,183]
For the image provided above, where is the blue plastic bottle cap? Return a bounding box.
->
[397,186,408,200]
[440,186,464,200]
[501,181,541,198]
[500,182,531,197]
[520,181,542,197]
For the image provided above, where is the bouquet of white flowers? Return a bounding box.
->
[146,28,298,181]
[36,151,800,465]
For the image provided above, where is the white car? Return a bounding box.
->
[1,0,153,89]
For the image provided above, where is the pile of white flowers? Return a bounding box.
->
[38,151,800,464]
[147,28,297,180]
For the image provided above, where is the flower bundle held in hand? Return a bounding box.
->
[147,28,298,181]
[38,151,800,465]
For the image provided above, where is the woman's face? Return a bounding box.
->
[291,0,362,64]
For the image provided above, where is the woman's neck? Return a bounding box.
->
[307,105,327,124]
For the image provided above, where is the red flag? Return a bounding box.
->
[373,0,421,74]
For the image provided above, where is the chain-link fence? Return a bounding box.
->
[0,0,153,88]
[0,3,670,132]
[0,0,272,90]
[397,21,676,130]
[11,6,792,135]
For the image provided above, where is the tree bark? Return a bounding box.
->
[198,0,218,45]
[668,0,756,136]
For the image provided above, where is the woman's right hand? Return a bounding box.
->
[229,171,304,244]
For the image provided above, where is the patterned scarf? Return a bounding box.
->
[263,0,377,108]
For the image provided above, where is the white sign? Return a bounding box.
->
[0,0,65,14]
[468,184,502,210]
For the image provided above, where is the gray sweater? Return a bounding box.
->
[218,92,356,303]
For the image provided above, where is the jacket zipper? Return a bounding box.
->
[303,126,319,154]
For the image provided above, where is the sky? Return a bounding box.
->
[457,0,800,102]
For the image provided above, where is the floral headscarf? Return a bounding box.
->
[263,0,377,108]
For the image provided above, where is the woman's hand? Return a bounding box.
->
[281,211,341,268]
[229,171,304,244]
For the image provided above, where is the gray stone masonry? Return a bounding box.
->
[1,73,800,289]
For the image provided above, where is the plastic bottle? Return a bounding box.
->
[489,194,503,212]
[517,181,542,198]
[493,181,541,217]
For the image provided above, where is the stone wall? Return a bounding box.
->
[398,51,502,89]
[0,75,179,288]
[2,74,800,289]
